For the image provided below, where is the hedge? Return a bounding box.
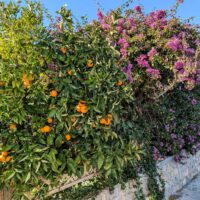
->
[0,0,199,199]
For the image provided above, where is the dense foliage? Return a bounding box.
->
[0,0,199,199]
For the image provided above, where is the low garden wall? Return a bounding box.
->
[94,151,200,200]
[1,151,200,199]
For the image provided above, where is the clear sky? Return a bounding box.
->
[6,0,200,24]
[38,0,200,24]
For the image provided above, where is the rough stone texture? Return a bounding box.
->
[173,174,200,200]
[157,151,200,199]
[95,151,200,200]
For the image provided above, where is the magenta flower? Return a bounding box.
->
[118,18,125,26]
[146,68,161,79]
[118,38,129,58]
[148,47,157,58]
[145,10,167,29]
[178,0,184,3]
[183,48,195,56]
[101,19,110,30]
[136,54,150,68]
[196,69,200,75]
[116,26,123,33]
[191,98,197,106]
[120,48,127,58]
[171,133,177,140]
[174,61,184,70]
[128,17,135,25]
[195,39,200,46]
[174,155,180,162]
[122,63,133,83]
[153,147,160,161]
[134,5,142,13]
[117,38,127,45]
[97,10,103,21]
[166,37,181,51]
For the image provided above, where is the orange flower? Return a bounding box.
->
[100,118,107,125]
[67,70,73,75]
[65,134,71,141]
[50,90,58,97]
[9,123,17,131]
[40,125,51,133]
[47,118,53,123]
[22,74,33,89]
[5,156,12,162]
[76,101,88,114]
[0,81,6,86]
[1,151,8,157]
[0,155,6,163]
[60,47,67,54]
[87,60,94,68]
[116,81,123,86]
[100,114,112,125]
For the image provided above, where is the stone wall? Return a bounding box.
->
[158,151,200,199]
[95,151,200,200]
[1,151,200,200]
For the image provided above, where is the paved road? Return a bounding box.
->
[172,174,200,200]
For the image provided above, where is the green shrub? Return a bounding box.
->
[0,2,143,199]
[0,0,199,199]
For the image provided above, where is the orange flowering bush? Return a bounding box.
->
[76,101,88,114]
[47,118,53,123]
[22,73,33,89]
[50,90,58,97]
[87,59,94,68]
[65,134,72,141]
[40,125,51,133]
[9,123,17,131]
[100,114,112,125]
[0,151,11,163]
[0,2,141,199]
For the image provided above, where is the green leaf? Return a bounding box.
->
[6,171,15,181]
[97,154,104,169]
[55,135,63,148]
[36,162,41,173]
[48,109,57,117]
[33,147,49,153]
[93,107,102,113]
[25,172,31,183]
[47,134,55,146]
[104,160,112,170]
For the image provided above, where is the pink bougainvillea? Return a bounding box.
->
[96,5,199,93]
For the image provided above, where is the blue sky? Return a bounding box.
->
[7,0,200,24]
[39,0,200,24]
